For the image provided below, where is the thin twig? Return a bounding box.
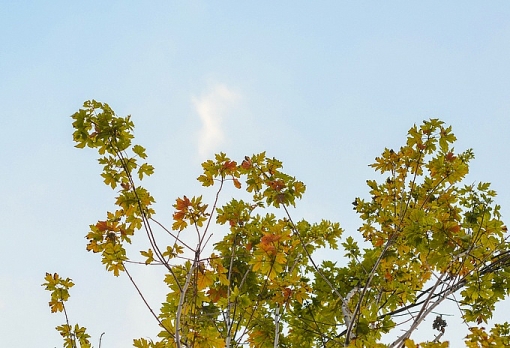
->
[123,263,174,338]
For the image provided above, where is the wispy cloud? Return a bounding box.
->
[193,84,240,158]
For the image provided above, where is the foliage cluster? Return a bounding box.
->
[44,101,510,347]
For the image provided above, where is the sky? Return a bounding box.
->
[1,1,510,347]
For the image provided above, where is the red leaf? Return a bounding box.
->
[175,196,190,210]
[96,221,108,232]
[222,160,237,172]
[241,157,252,169]
[445,152,456,162]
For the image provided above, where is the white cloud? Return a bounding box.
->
[193,84,240,158]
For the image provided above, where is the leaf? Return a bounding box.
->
[96,220,109,232]
[222,160,237,173]
[172,219,188,231]
[196,270,216,290]
[175,195,190,210]
[140,249,154,265]
[138,163,154,180]
[404,339,417,348]
[241,156,252,169]
[133,144,147,159]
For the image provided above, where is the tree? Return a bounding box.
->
[44,100,510,347]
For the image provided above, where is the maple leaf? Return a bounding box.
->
[140,249,154,265]
[197,270,216,290]
[207,287,226,303]
[172,219,188,231]
[96,220,109,232]
[222,160,237,172]
[175,195,190,210]
[445,151,456,162]
[261,233,281,244]
[241,156,252,169]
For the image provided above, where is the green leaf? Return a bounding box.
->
[140,249,154,265]
[133,144,147,159]
[138,163,154,180]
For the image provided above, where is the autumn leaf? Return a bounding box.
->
[175,195,190,210]
[445,151,456,162]
[222,160,237,172]
[241,156,252,169]
[140,249,154,265]
[96,220,109,232]
[197,270,216,290]
[172,219,188,231]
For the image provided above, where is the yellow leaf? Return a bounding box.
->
[197,270,215,290]
[404,339,416,348]
[275,252,286,265]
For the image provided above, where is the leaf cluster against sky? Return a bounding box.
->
[1,2,510,347]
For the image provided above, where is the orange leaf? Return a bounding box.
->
[173,211,186,221]
[222,160,237,172]
[384,271,393,281]
[374,238,385,247]
[267,180,285,191]
[449,224,461,233]
[207,287,226,303]
[445,152,456,162]
[175,196,190,210]
[96,221,108,232]
[241,157,252,169]
[261,233,281,245]
[260,243,276,255]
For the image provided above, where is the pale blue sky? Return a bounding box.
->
[1,2,510,347]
